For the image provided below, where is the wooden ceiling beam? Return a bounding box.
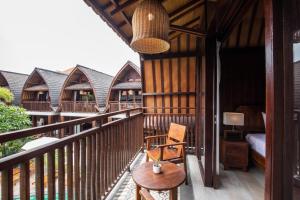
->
[247,0,259,45]
[110,0,132,27]
[142,51,198,60]
[217,0,254,42]
[169,17,201,39]
[83,0,130,44]
[169,0,205,23]
[111,0,138,15]
[170,25,206,37]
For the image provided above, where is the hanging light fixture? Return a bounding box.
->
[131,0,170,54]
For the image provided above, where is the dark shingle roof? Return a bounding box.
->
[112,82,142,90]
[76,65,114,107]
[35,68,68,106]
[0,70,29,105]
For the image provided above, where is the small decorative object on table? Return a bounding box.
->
[153,158,161,174]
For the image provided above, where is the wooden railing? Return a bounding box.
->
[22,101,52,111]
[143,111,196,153]
[109,101,143,112]
[0,108,143,200]
[61,101,98,112]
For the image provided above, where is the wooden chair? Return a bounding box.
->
[140,189,155,200]
[145,123,188,184]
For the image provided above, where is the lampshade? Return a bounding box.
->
[131,0,170,54]
[223,112,244,126]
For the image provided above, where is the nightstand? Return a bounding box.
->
[224,129,244,140]
[221,130,249,171]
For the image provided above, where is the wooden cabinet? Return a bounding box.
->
[221,139,249,171]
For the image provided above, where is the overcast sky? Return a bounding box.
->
[0,0,140,76]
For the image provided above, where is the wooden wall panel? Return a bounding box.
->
[142,34,197,115]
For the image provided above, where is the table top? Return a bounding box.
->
[132,161,186,191]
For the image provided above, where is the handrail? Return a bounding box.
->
[0,108,142,143]
[0,113,143,170]
[0,110,144,200]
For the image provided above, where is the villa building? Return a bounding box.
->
[21,68,68,126]
[106,61,142,112]
[0,70,28,105]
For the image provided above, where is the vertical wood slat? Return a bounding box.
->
[58,147,65,200]
[96,132,101,199]
[47,151,55,200]
[152,60,158,113]
[67,144,73,200]
[74,141,80,200]
[86,136,92,200]
[1,168,13,200]
[36,156,44,200]
[20,161,30,200]
[80,138,86,200]
[91,134,96,200]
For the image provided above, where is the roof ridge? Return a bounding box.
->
[35,67,68,76]
[76,64,114,77]
[0,70,29,76]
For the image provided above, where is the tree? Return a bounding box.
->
[0,87,14,104]
[0,103,32,157]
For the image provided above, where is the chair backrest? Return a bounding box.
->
[166,123,186,157]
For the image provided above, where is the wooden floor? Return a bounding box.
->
[188,155,265,200]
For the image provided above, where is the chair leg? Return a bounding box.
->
[184,159,188,185]
[146,154,149,162]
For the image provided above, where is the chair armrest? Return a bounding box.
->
[145,134,168,140]
[146,134,168,150]
[156,142,186,149]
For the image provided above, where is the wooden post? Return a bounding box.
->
[60,116,65,138]
[48,115,53,136]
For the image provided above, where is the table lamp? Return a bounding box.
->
[223,112,244,130]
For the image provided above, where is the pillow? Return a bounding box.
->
[262,112,266,129]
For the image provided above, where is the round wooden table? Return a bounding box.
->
[132,161,186,200]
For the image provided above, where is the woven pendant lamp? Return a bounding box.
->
[131,0,170,54]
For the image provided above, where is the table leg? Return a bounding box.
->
[136,185,141,200]
[169,188,178,200]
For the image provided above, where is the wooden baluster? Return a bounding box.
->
[80,138,86,200]
[96,132,101,199]
[86,136,92,200]
[104,128,108,192]
[48,151,55,200]
[91,134,96,200]
[67,144,73,200]
[58,147,65,200]
[1,168,13,200]
[36,156,44,200]
[100,130,105,196]
[20,161,30,200]
[74,141,80,200]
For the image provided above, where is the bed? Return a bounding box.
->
[246,133,265,169]
[235,106,266,170]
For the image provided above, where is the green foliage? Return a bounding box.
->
[0,104,32,157]
[0,87,14,104]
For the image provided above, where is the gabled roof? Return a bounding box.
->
[106,61,141,107]
[61,65,113,108]
[0,70,29,105]
[112,82,141,90]
[23,68,68,106]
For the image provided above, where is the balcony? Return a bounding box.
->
[109,101,142,112]
[22,101,52,112]
[61,101,98,113]
[0,108,264,200]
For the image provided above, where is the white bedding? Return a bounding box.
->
[245,133,266,157]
